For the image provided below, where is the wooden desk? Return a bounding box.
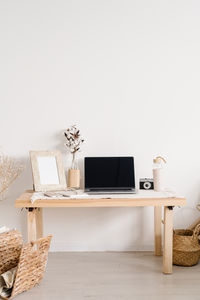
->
[15,191,186,274]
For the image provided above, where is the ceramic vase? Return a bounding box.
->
[67,153,80,189]
[67,169,80,189]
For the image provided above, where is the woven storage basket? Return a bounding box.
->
[0,230,23,275]
[173,224,200,266]
[0,230,52,299]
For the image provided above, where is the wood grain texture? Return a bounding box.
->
[163,206,173,274]
[15,192,186,208]
[154,207,162,256]
[36,208,43,240]
[17,190,185,275]
[27,209,37,242]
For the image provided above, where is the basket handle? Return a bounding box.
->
[193,224,200,238]
[30,235,52,247]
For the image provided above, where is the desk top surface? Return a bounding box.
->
[15,190,186,208]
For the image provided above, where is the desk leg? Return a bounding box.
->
[163,206,173,274]
[154,207,162,256]
[36,208,43,239]
[27,208,37,242]
[27,208,43,242]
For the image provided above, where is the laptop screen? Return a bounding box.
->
[84,157,135,190]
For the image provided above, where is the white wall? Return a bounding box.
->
[0,0,200,251]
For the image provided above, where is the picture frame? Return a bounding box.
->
[30,150,67,192]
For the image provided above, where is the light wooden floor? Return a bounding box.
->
[16,252,200,300]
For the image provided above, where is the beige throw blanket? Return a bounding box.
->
[0,267,17,298]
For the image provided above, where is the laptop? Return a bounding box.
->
[84,157,136,194]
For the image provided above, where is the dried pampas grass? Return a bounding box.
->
[0,153,23,200]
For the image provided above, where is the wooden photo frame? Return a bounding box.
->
[30,150,67,192]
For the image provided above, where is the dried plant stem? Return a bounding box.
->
[0,153,23,200]
[64,125,84,169]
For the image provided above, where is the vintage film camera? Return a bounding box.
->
[139,178,154,190]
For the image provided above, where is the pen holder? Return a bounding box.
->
[67,169,80,189]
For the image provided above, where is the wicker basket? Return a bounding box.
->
[0,230,23,275]
[0,230,52,299]
[173,224,200,266]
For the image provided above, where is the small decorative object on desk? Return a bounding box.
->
[30,151,66,192]
[64,125,84,189]
[139,178,154,190]
[0,152,23,200]
[152,156,166,192]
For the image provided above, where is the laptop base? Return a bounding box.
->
[86,189,136,195]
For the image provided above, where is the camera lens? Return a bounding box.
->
[144,182,151,190]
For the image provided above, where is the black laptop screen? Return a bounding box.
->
[84,157,135,190]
